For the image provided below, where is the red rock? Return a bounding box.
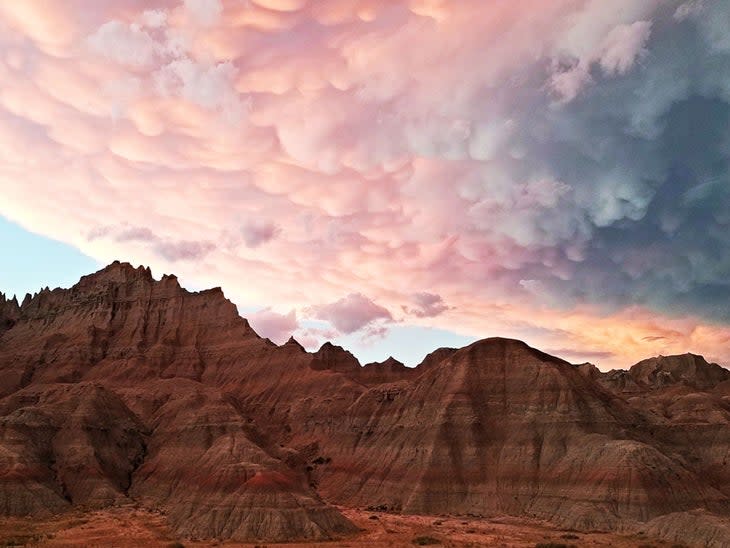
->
[629,353,730,390]
[358,356,414,384]
[311,342,360,375]
[0,292,19,333]
[0,382,145,515]
[0,262,729,546]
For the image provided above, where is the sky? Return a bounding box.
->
[1,0,730,369]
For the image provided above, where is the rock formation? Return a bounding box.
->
[0,261,729,545]
[0,292,19,333]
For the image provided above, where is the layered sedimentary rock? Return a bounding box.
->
[358,357,416,384]
[0,262,357,541]
[128,380,355,542]
[0,262,729,545]
[0,382,145,515]
[307,339,727,531]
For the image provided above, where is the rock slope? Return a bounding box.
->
[0,262,729,545]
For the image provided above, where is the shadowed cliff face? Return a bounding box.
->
[0,293,20,335]
[0,262,729,546]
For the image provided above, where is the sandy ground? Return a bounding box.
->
[0,505,685,547]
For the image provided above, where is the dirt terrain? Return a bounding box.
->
[0,506,682,547]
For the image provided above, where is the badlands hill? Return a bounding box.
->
[0,262,729,545]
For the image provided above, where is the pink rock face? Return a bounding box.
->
[0,262,729,546]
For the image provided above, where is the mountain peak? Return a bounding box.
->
[0,293,20,332]
[363,356,405,369]
[283,336,306,352]
[629,353,730,390]
[0,293,18,308]
[416,346,458,372]
[312,341,360,373]
[76,261,154,289]
[455,336,570,367]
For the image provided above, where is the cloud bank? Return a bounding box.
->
[1,0,730,368]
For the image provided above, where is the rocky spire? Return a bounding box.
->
[0,291,20,332]
[283,336,306,352]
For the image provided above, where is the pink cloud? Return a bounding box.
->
[155,240,216,262]
[240,219,280,248]
[309,294,392,335]
[0,1,729,371]
[403,292,450,318]
[293,326,339,351]
[184,0,222,27]
[248,308,298,344]
[87,20,162,68]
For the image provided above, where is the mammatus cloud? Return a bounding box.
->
[183,0,223,27]
[1,1,730,368]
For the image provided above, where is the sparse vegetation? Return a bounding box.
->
[0,535,45,547]
[412,535,441,545]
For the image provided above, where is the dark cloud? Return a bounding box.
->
[494,4,730,323]
[643,335,669,342]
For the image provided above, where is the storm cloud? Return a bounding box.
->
[1,1,730,368]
